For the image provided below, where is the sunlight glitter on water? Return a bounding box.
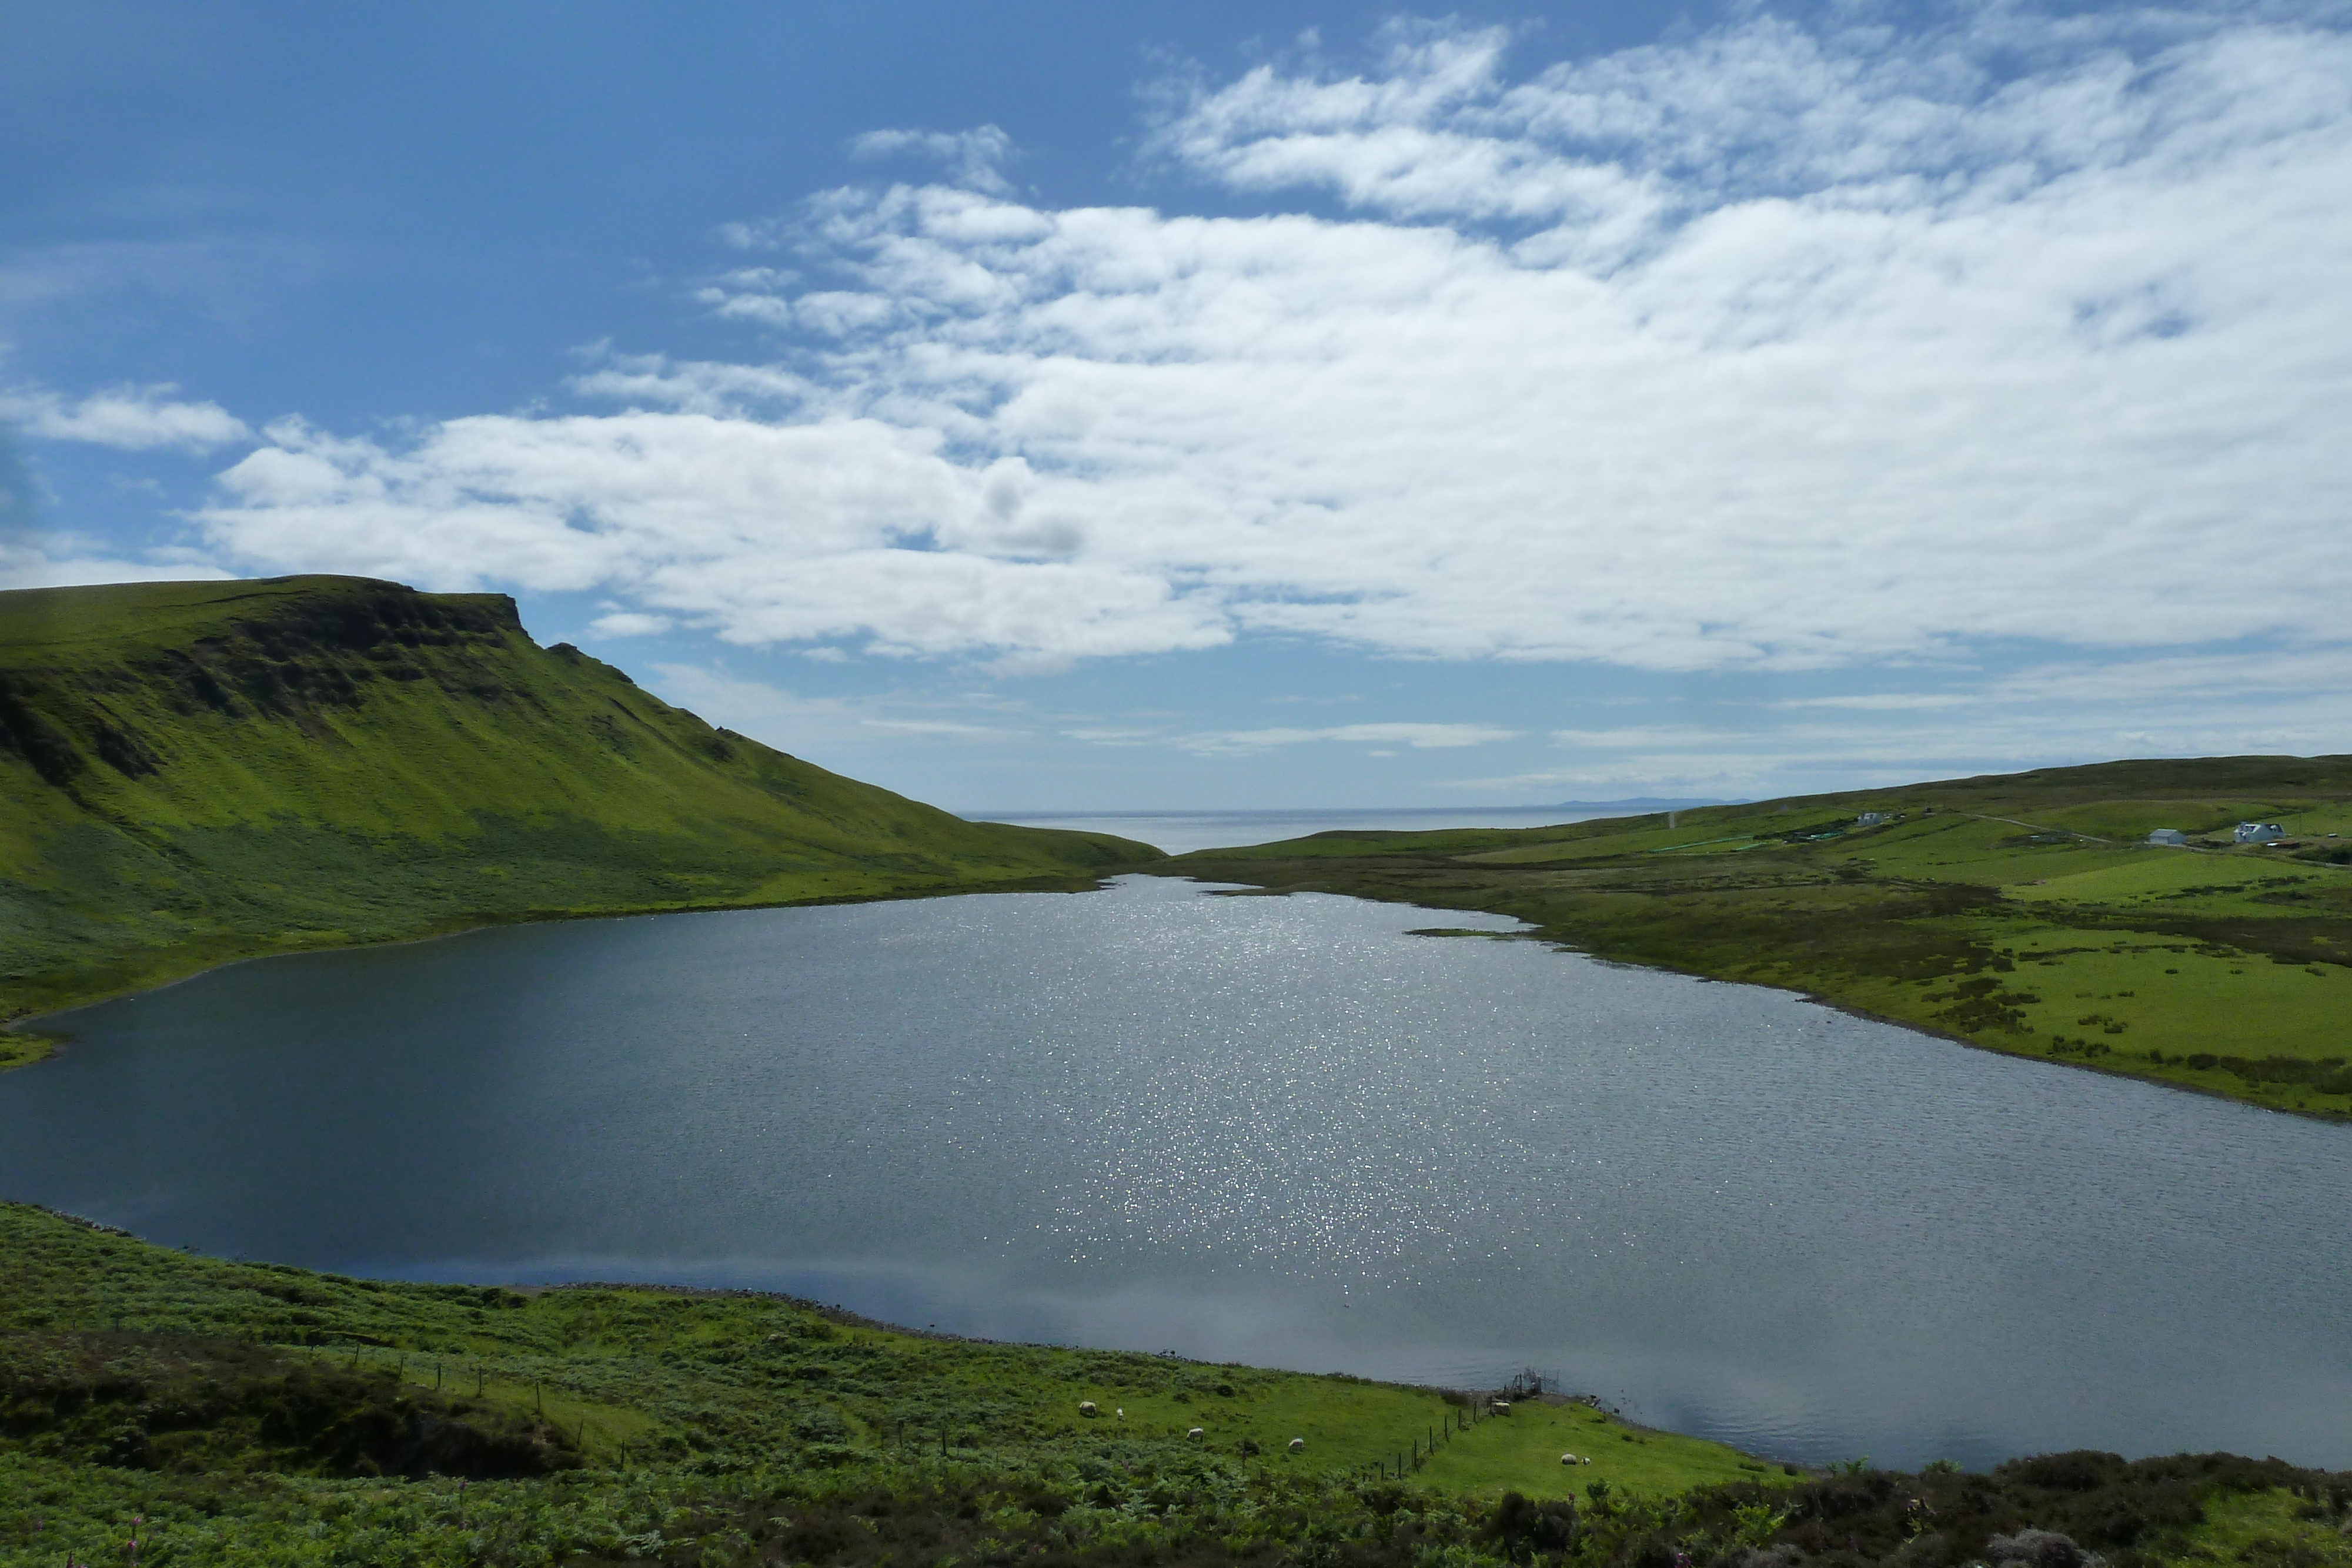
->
[6,874,2349,1471]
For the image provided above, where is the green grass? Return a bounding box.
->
[2179,1486,2352,1567]
[0,576,1161,1035]
[1150,758,2352,1119]
[0,1203,1745,1506]
[1414,1401,1782,1500]
[4,1203,2341,1567]
[0,1200,1756,1563]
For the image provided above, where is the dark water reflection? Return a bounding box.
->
[5,876,2347,1470]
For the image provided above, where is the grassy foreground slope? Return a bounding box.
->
[6,1202,2346,1568]
[0,576,1154,1033]
[1149,757,2352,1118]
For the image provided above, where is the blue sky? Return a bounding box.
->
[5,1,2349,812]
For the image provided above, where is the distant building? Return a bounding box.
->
[2234,821,2286,844]
[2147,828,2187,847]
[1856,812,1889,827]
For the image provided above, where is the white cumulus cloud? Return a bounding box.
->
[587,611,673,637]
[846,125,1017,195]
[6,383,250,450]
[195,6,2352,679]
[203,412,1226,660]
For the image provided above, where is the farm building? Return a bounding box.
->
[1855,812,1889,827]
[2234,822,2286,844]
[2147,829,2187,847]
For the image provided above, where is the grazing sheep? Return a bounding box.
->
[1078,1401,1098,1417]
[1491,1401,1512,1416]
[1289,1437,1306,1453]
[1188,1426,1205,1440]
[1562,1453,1578,1465]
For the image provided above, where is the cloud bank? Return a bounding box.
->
[198,6,2352,675]
[6,383,251,450]
[846,125,1018,195]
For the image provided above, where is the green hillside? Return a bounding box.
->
[8,1201,2344,1568]
[0,576,1157,1039]
[1150,756,2352,1119]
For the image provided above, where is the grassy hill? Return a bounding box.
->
[1148,757,2352,1119]
[6,1201,2344,1568]
[0,576,1156,1042]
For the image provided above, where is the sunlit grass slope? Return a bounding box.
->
[5,1203,2342,1568]
[0,576,1156,1029]
[0,1199,1766,1557]
[1153,757,2352,1118]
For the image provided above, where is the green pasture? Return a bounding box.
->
[1986,928,2342,1057]
[2186,1486,2352,1568]
[1043,1373,1451,1473]
[1813,922,2351,1111]
[2003,851,2299,904]
[1157,754,2352,1121]
[1415,1400,1785,1500]
[1850,815,2133,884]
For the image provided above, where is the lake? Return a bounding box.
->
[5,874,2347,1472]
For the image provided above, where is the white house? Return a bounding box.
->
[1856,812,1889,827]
[2147,829,2187,847]
[2234,822,2286,844]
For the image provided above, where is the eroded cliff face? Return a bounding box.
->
[0,576,1153,1024]
[0,581,529,790]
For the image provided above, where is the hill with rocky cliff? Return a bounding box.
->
[0,575,1153,1033]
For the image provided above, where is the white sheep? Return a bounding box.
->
[1288,1437,1306,1453]
[1562,1453,1578,1465]
[1078,1401,1098,1417]
[1188,1427,1205,1440]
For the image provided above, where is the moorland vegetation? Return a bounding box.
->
[6,1203,2347,1568]
[1150,757,2352,1119]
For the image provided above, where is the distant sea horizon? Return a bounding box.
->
[968,800,1728,857]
